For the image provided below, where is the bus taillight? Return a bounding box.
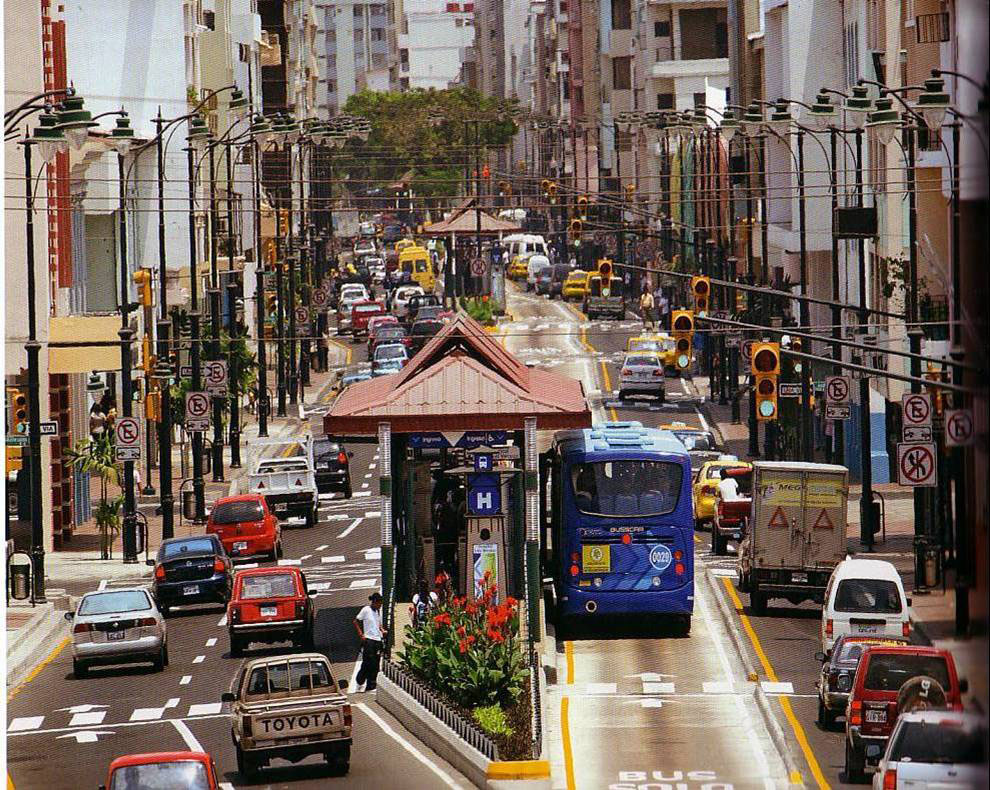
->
[674,550,682,560]
[570,552,580,562]
[570,564,579,577]
[621,533,631,545]
[675,563,685,575]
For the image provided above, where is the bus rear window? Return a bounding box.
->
[570,461,682,516]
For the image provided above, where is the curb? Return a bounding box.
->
[376,674,551,789]
[703,568,807,787]
[6,604,71,689]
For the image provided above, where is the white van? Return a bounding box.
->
[821,558,911,654]
[526,254,551,290]
[503,233,549,261]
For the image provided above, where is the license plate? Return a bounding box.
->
[107,630,126,641]
[260,606,278,617]
[866,710,887,723]
[183,585,199,596]
[856,623,881,634]
[791,572,808,583]
[234,541,248,551]
[275,504,288,513]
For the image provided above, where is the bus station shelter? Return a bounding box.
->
[325,314,590,640]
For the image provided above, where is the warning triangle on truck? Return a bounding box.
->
[767,506,789,529]
[812,508,835,530]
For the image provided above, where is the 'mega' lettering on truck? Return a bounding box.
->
[737,461,849,615]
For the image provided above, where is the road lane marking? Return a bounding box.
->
[67,710,106,727]
[7,637,70,702]
[560,697,576,790]
[316,544,329,551]
[369,463,377,469]
[365,510,381,517]
[277,558,302,566]
[187,703,222,717]
[337,517,363,539]
[205,637,217,647]
[585,682,616,695]
[192,655,205,664]
[217,615,227,626]
[171,718,204,752]
[349,579,377,589]
[643,681,675,694]
[7,717,44,732]
[97,579,108,591]
[565,640,574,684]
[322,555,345,563]
[762,681,795,694]
[165,698,180,709]
[299,554,312,561]
[353,490,372,497]
[721,576,829,790]
[130,707,165,721]
[180,675,192,685]
[702,681,734,694]
[361,482,369,488]
[364,473,372,478]
[6,713,228,737]
[354,702,466,789]
[640,699,664,708]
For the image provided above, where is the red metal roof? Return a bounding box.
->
[422,198,521,236]
[325,314,590,434]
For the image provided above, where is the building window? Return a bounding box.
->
[616,129,632,152]
[657,93,674,110]
[354,6,363,17]
[693,92,705,107]
[611,0,631,30]
[843,20,859,87]
[612,56,631,90]
[654,20,670,38]
[327,80,336,94]
[679,8,728,60]
[371,27,384,40]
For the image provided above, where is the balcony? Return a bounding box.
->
[652,57,729,80]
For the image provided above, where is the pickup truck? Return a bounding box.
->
[247,438,319,529]
[583,274,625,320]
[711,467,753,555]
[223,653,351,778]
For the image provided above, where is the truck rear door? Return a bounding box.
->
[800,469,848,567]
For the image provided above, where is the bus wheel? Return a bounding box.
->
[749,591,768,615]
[675,616,691,637]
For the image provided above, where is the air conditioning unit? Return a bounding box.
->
[260,31,282,66]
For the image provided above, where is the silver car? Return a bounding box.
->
[618,353,666,402]
[66,587,167,678]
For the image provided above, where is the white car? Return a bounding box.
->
[365,256,386,282]
[618,353,666,402]
[66,587,168,678]
[821,558,911,654]
[526,253,551,291]
[873,710,987,789]
[336,285,370,334]
[392,285,425,319]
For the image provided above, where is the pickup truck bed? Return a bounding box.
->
[712,496,751,555]
[247,445,319,528]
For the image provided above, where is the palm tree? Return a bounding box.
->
[66,432,122,559]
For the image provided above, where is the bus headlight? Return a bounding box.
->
[652,576,662,587]
[593,577,602,587]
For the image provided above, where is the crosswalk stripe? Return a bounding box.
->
[643,682,675,694]
[180,676,192,685]
[321,555,345,563]
[349,579,378,589]
[68,710,106,727]
[8,716,44,732]
[702,681,734,694]
[761,681,795,694]
[130,707,165,721]
[188,703,222,717]
[585,683,617,695]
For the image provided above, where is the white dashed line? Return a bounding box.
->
[187,703,223,717]
[585,683,617,695]
[316,544,329,551]
[337,517,363,539]
[217,615,227,627]
[365,510,381,518]
[321,555,345,563]
[641,699,664,708]
[369,463,377,469]
[761,681,795,694]
[205,637,217,647]
[702,681,733,694]
[165,698,180,709]
[8,717,45,732]
[97,579,108,592]
[364,473,372,479]
[299,554,312,561]
[130,707,165,722]
[361,482,369,488]
[192,655,205,664]
[179,675,192,685]
[69,711,106,727]
[643,682,675,694]
[277,558,302,566]
[349,579,378,589]
[353,491,372,497]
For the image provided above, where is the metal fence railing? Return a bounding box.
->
[380,659,499,761]
[529,643,543,758]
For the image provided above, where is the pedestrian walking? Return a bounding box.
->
[353,592,387,692]
[657,288,670,331]
[639,288,655,330]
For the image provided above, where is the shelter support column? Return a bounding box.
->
[378,422,394,638]
[524,417,540,643]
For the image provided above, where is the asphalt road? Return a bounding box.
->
[6,318,470,790]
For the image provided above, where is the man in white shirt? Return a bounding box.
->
[353,592,387,691]
[718,468,741,501]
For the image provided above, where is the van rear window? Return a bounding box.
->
[863,653,950,692]
[834,579,902,613]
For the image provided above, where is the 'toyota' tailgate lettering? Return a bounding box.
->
[260,711,337,733]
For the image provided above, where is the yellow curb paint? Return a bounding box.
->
[486,761,551,779]
[721,577,826,790]
[7,636,70,702]
[564,640,574,685]
[560,697,576,790]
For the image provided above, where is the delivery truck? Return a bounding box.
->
[737,461,849,614]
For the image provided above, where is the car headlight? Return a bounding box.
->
[837,673,851,692]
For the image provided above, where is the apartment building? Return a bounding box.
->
[318,0,390,115]
[396,0,475,90]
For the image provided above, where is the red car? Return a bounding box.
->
[101,751,219,790]
[228,567,315,657]
[844,644,967,781]
[206,494,282,562]
[350,300,386,339]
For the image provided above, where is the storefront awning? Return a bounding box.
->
[48,315,122,373]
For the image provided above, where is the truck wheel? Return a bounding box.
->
[674,616,691,637]
[737,572,750,593]
[343,483,352,499]
[276,541,284,560]
[749,591,767,615]
[73,659,88,679]
[657,388,666,404]
[817,697,836,729]
[236,744,257,778]
[712,530,724,556]
[844,740,864,783]
[327,743,351,775]
[305,507,317,529]
[230,634,245,657]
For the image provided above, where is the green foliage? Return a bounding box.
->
[473,705,513,738]
[460,296,494,325]
[66,433,122,558]
[399,579,527,708]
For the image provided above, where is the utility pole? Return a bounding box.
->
[253,136,269,438]
[208,142,225,482]
[854,128,873,548]
[187,144,206,523]
[796,129,813,462]
[225,135,241,468]
[155,111,175,540]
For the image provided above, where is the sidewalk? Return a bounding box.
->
[6,350,347,686]
[695,374,989,713]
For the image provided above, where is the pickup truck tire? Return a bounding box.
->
[326,743,351,776]
[749,591,768,615]
[275,541,284,560]
[229,634,245,657]
[711,530,725,556]
[305,506,317,529]
[844,740,864,783]
[73,659,88,679]
[343,481,352,499]
[236,744,257,778]
[817,697,836,729]
[657,388,666,404]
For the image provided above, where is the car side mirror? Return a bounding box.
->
[814,651,827,663]
[338,679,348,690]
[145,559,156,567]
[959,678,969,694]
[221,691,236,703]
[906,597,912,607]
[64,611,75,621]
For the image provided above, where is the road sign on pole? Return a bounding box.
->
[825,404,851,421]
[294,306,310,325]
[903,426,933,442]
[114,417,141,461]
[825,376,851,405]
[470,257,487,278]
[778,383,801,398]
[901,393,932,428]
[185,391,211,432]
[204,360,228,395]
[312,287,329,308]
[896,442,937,487]
[944,409,974,447]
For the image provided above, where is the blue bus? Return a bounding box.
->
[541,421,694,633]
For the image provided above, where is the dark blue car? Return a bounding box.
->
[147,535,233,616]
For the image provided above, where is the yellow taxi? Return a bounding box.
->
[508,255,530,280]
[659,421,720,454]
[562,269,590,300]
[692,456,753,526]
[627,333,677,371]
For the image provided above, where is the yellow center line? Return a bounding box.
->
[7,636,70,702]
[561,641,576,790]
[564,639,574,684]
[566,301,618,421]
[721,577,830,790]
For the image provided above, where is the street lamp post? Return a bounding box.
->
[250,115,272,436]
[207,140,225,483]
[225,135,242,468]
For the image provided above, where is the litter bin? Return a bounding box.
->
[182,489,197,521]
[8,552,32,601]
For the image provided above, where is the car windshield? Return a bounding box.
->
[110,761,211,790]
[570,461,682,516]
[162,537,217,557]
[834,578,903,613]
[239,573,298,599]
[626,355,659,367]
[413,321,443,335]
[377,328,405,340]
[837,638,908,663]
[673,431,717,451]
[353,304,382,314]
[313,441,341,460]
[889,719,986,764]
[863,653,950,692]
[247,659,334,696]
[376,345,406,360]
[211,500,264,524]
[78,590,152,615]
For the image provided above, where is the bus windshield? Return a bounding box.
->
[570,461,682,516]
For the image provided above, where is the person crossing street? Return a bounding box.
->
[639,287,655,330]
[353,592,387,692]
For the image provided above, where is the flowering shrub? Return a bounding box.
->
[400,575,527,708]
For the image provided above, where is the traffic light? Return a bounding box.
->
[790,337,803,374]
[735,289,747,314]
[691,275,711,316]
[671,310,695,371]
[577,195,588,219]
[540,179,551,196]
[278,209,289,236]
[924,363,945,415]
[624,183,635,202]
[569,219,583,247]
[8,387,28,436]
[133,268,153,307]
[145,390,162,422]
[547,182,557,204]
[6,446,22,474]
[751,342,780,422]
[597,258,613,294]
